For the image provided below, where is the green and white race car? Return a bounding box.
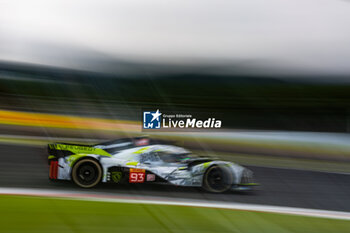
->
[48,137,257,193]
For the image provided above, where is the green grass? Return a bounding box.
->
[0,195,349,233]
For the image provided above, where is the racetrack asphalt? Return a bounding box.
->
[0,143,349,212]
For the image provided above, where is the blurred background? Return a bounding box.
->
[1,0,350,232]
[1,0,350,132]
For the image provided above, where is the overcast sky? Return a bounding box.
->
[1,0,350,76]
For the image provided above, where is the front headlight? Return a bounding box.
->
[240,169,255,184]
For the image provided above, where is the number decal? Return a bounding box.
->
[130,173,138,182]
[129,168,145,183]
[138,173,145,182]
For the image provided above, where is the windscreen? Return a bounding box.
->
[154,151,197,163]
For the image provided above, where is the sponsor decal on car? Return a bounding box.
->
[146,174,156,182]
[111,171,122,183]
[129,168,145,183]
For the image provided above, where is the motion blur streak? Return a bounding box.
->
[1,1,350,232]
[0,109,139,131]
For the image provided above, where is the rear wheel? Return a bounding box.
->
[203,165,232,193]
[71,159,102,188]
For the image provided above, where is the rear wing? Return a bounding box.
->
[47,143,110,164]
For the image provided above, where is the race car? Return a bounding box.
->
[48,137,257,193]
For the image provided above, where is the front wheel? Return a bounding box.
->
[202,165,233,193]
[71,159,102,188]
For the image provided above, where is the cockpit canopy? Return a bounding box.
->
[137,145,197,164]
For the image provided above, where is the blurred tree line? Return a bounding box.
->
[0,62,349,132]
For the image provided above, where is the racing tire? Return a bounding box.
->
[202,165,233,193]
[71,159,102,188]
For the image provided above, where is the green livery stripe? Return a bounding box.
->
[202,162,212,168]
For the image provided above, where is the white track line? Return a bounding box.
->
[0,187,350,221]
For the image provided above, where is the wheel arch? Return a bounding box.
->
[201,163,235,193]
[69,155,103,178]
[70,156,104,188]
[68,154,100,168]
